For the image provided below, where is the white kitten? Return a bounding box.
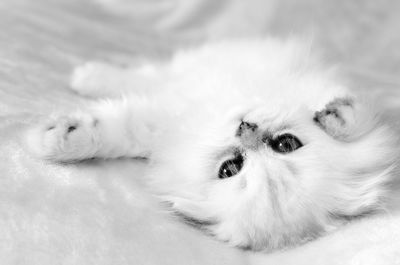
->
[25,38,398,251]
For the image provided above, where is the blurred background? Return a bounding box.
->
[0,1,399,264]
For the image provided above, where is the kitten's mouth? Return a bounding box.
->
[218,152,245,179]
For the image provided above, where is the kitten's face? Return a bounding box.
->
[151,95,396,251]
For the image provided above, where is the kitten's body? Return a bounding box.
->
[26,38,398,250]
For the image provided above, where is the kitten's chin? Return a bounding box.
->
[172,201,335,251]
[167,186,335,251]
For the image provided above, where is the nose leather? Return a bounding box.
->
[238,121,258,134]
[237,121,261,149]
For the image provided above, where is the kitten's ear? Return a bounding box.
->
[313,97,377,141]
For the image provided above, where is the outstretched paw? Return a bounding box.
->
[26,114,100,161]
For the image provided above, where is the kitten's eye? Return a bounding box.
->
[271,134,303,153]
[218,153,244,179]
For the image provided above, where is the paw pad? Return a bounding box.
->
[26,114,99,161]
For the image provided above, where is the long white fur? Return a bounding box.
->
[25,38,399,250]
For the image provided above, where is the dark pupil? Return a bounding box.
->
[218,153,244,179]
[271,134,303,153]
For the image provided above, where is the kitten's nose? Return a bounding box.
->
[237,121,260,149]
[237,121,258,135]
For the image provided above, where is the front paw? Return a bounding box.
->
[25,114,100,161]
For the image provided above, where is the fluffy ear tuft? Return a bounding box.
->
[313,97,377,141]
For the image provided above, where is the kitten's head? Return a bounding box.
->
[148,40,398,250]
[150,94,397,250]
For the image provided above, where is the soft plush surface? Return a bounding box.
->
[1,0,400,264]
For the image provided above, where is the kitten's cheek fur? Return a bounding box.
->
[24,114,100,161]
